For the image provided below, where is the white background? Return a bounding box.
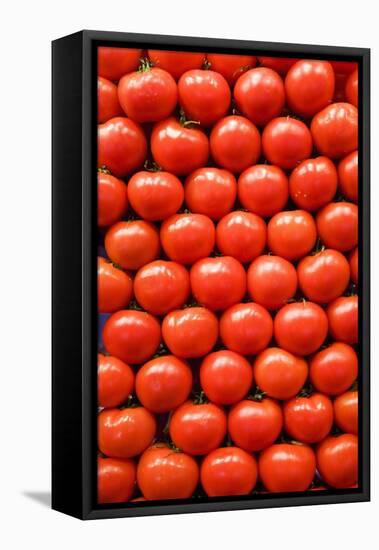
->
[0,1,377,548]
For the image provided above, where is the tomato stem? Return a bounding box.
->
[138,57,153,72]
[98,165,111,175]
[143,159,162,172]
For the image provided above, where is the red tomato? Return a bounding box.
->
[162,307,218,358]
[234,67,285,126]
[135,355,192,413]
[333,71,349,102]
[105,220,160,270]
[127,170,184,221]
[289,156,338,211]
[98,77,122,123]
[330,61,358,75]
[262,117,313,170]
[297,249,350,304]
[98,172,128,227]
[178,69,231,126]
[98,47,142,81]
[210,116,261,173]
[310,342,358,396]
[184,167,237,220]
[98,257,133,313]
[98,117,147,177]
[98,457,136,504]
[247,255,297,310]
[350,247,358,284]
[148,50,205,80]
[201,447,258,496]
[274,302,328,356]
[238,165,289,217]
[137,444,199,500]
[216,211,266,263]
[103,310,161,364]
[267,210,317,261]
[200,350,253,405]
[345,69,358,107]
[285,60,335,117]
[151,117,209,175]
[311,102,358,158]
[228,398,283,452]
[338,150,358,203]
[259,443,316,492]
[316,434,358,488]
[134,260,190,315]
[254,347,308,400]
[98,406,156,457]
[169,401,227,455]
[220,302,273,355]
[98,353,134,408]
[258,57,299,75]
[160,213,215,265]
[283,393,334,444]
[208,53,257,84]
[316,202,358,251]
[327,295,358,344]
[334,391,358,435]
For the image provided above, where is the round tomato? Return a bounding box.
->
[98,47,142,81]
[98,257,133,313]
[148,50,205,80]
[283,393,334,444]
[310,342,358,396]
[274,302,328,355]
[162,307,218,358]
[316,202,358,251]
[98,172,128,227]
[220,302,273,355]
[327,295,358,344]
[98,457,136,504]
[289,156,338,211]
[350,247,358,284]
[345,69,358,107]
[169,401,227,455]
[334,391,358,435]
[135,355,192,413]
[316,434,358,488]
[267,210,317,261]
[238,165,289,217]
[258,57,299,75]
[105,220,160,270]
[209,115,261,173]
[98,77,122,123]
[330,61,358,75]
[338,150,358,203]
[103,309,161,364]
[208,53,257,84]
[247,255,297,310]
[216,211,266,263]
[311,102,358,158]
[98,353,134,408]
[262,117,313,170]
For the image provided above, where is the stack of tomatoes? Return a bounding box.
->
[97,47,359,505]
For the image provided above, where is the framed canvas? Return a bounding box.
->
[52,30,370,520]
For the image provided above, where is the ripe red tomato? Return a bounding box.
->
[228,398,282,452]
[254,347,308,400]
[160,213,215,264]
[148,50,205,80]
[178,69,231,126]
[285,60,335,117]
[134,260,190,315]
[209,115,261,173]
[311,102,358,158]
[297,249,350,304]
[330,61,358,75]
[247,255,297,310]
[220,302,273,355]
[98,117,147,177]
[135,355,192,413]
[310,342,358,396]
[105,220,160,270]
[350,247,358,284]
[103,309,161,364]
[200,350,253,405]
[190,256,246,311]
[98,457,136,504]
[316,202,358,251]
[267,210,317,261]
[208,53,257,84]
[289,156,338,211]
[98,47,142,81]
[98,406,156,457]
[234,67,285,126]
[169,401,227,455]
[274,302,328,355]
[333,71,349,102]
[334,391,358,435]
[184,167,237,220]
[118,67,177,123]
[216,211,266,263]
[262,117,313,170]
[258,57,299,75]
[151,117,209,175]
[98,77,122,123]
[98,257,133,313]
[327,295,358,344]
[98,172,128,227]
[283,393,334,444]
[162,307,218,358]
[345,69,358,107]
[259,443,316,492]
[201,447,258,496]
[238,165,289,217]
[98,353,134,408]
[137,444,199,500]
[338,150,358,203]
[316,434,358,488]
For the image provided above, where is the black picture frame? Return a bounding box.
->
[52,30,370,520]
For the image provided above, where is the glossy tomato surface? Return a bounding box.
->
[147,50,205,80]
[98,47,142,81]
[311,102,358,158]
[98,457,136,504]
[105,220,160,270]
[98,257,133,313]
[289,156,338,212]
[283,393,334,444]
[267,210,317,261]
[247,255,297,310]
[262,117,313,170]
[238,164,289,218]
[216,211,266,263]
[316,434,358,488]
[327,295,358,344]
[310,342,358,396]
[334,391,358,435]
[207,53,257,84]
[98,77,122,123]
[98,353,134,408]
[97,172,128,227]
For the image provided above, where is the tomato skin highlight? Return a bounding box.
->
[283,393,334,444]
[98,257,133,313]
[98,47,142,81]
[238,164,289,218]
[262,117,313,170]
[311,102,358,159]
[289,156,338,212]
[310,342,358,396]
[98,172,128,227]
[316,434,358,488]
[327,295,358,345]
[247,255,297,310]
[267,210,317,261]
[316,202,358,252]
[334,391,358,435]
[98,77,123,123]
[98,353,134,408]
[148,50,205,80]
[338,150,358,203]
[98,457,136,504]
[216,211,266,264]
